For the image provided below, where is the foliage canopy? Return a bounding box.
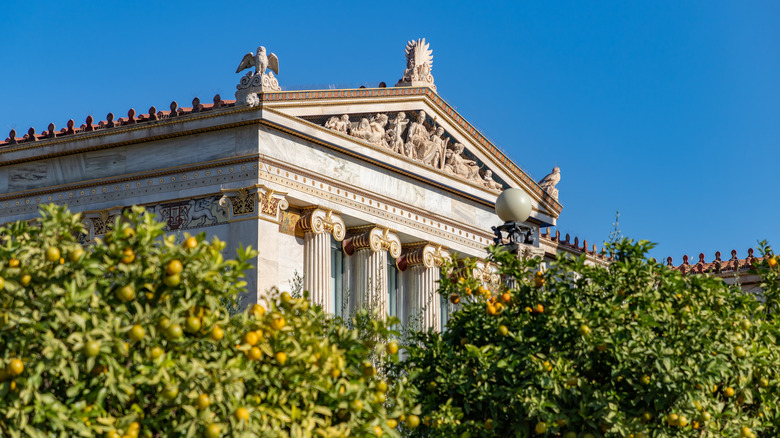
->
[403,239,780,438]
[0,205,414,438]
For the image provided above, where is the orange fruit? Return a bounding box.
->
[166,259,183,275]
[210,326,224,341]
[196,394,210,410]
[120,248,135,264]
[235,407,250,421]
[129,325,146,342]
[250,304,266,318]
[116,285,135,302]
[184,236,198,249]
[247,347,262,361]
[270,316,286,331]
[386,341,399,355]
[45,247,61,262]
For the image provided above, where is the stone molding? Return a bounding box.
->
[344,226,402,258]
[298,207,346,241]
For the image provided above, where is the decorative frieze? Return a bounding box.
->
[150,195,227,231]
[316,110,504,192]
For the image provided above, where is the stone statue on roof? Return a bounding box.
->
[538,167,561,200]
[235,46,281,105]
[396,38,437,91]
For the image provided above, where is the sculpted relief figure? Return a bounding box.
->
[325,114,351,134]
[385,112,409,154]
[422,126,447,168]
[538,166,561,200]
[482,170,503,191]
[405,111,429,160]
[444,143,481,181]
[350,113,389,148]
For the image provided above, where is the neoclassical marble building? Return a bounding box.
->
[0,40,586,330]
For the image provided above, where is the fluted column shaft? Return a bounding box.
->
[354,248,388,316]
[304,231,332,311]
[346,226,401,319]
[299,208,345,314]
[400,243,450,332]
[408,265,441,331]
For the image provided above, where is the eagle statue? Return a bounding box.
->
[538,167,561,200]
[236,46,279,77]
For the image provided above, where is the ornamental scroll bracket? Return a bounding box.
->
[473,260,501,286]
[344,226,402,258]
[219,185,288,221]
[299,207,346,241]
[397,242,451,271]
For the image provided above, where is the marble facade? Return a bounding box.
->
[0,44,564,329]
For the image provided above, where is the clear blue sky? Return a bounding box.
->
[2,1,778,262]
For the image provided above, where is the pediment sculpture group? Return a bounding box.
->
[324,111,503,192]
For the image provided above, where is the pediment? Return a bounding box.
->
[259,87,561,224]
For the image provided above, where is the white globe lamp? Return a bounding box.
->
[495,188,532,223]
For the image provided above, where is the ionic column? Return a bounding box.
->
[399,243,450,332]
[344,226,401,318]
[299,208,345,312]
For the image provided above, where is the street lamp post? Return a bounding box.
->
[492,188,536,253]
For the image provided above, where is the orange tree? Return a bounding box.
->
[0,205,414,437]
[400,239,780,437]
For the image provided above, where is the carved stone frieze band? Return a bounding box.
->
[298,207,346,241]
[315,110,504,193]
[346,226,402,258]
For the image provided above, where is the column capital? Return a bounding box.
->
[345,226,401,258]
[473,260,501,286]
[398,242,450,270]
[219,184,288,221]
[299,207,346,241]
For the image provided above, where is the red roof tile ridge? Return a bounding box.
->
[540,227,609,260]
[666,247,770,275]
[1,94,236,147]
